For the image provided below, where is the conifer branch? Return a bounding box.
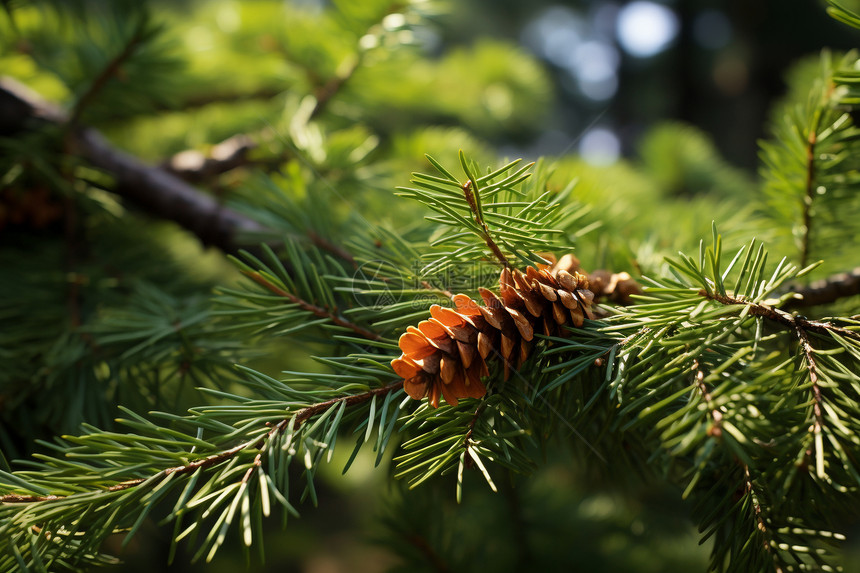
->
[701,290,860,342]
[759,51,860,275]
[240,269,382,340]
[0,381,403,505]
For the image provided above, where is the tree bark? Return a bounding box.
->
[1,76,266,254]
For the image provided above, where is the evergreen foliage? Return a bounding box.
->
[3,0,860,571]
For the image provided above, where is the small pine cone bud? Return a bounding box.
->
[391,264,595,408]
[587,270,643,305]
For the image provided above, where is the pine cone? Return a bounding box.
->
[391,263,595,408]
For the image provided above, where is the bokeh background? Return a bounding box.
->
[454,0,859,169]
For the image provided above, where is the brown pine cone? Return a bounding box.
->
[391,264,595,408]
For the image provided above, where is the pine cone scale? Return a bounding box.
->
[440,356,457,383]
[551,302,567,325]
[557,289,577,310]
[477,304,505,330]
[400,331,436,358]
[392,357,420,379]
[520,290,546,317]
[506,307,534,341]
[403,375,427,400]
[457,340,476,368]
[452,293,482,316]
[477,331,493,358]
[500,331,516,360]
[537,281,558,302]
[413,325,454,354]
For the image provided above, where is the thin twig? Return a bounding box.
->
[68,19,148,128]
[421,280,453,300]
[462,180,509,267]
[309,55,361,120]
[801,129,818,269]
[692,361,723,437]
[795,325,826,475]
[0,494,64,503]
[403,533,451,573]
[307,230,357,267]
[288,381,402,429]
[463,401,489,448]
[743,464,784,573]
[305,0,415,120]
[702,291,860,342]
[152,86,285,114]
[241,270,381,341]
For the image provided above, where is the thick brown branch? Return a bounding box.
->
[73,127,268,252]
[242,270,382,341]
[162,134,257,183]
[3,77,368,264]
[0,77,65,130]
[783,267,860,309]
[1,77,267,254]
